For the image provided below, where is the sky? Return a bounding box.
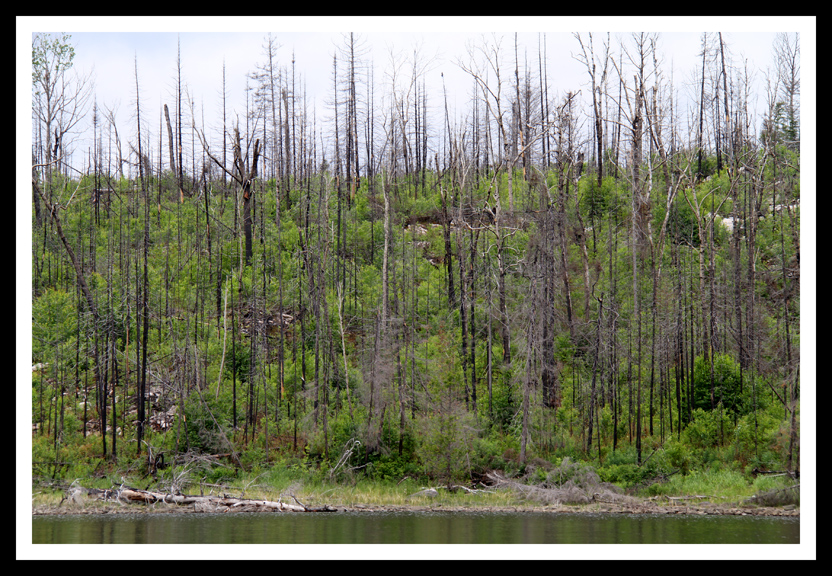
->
[20,15,814,173]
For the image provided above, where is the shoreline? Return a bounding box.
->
[32,500,800,518]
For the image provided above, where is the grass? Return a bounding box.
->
[230,469,523,509]
[637,466,800,506]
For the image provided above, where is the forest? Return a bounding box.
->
[29,30,801,499]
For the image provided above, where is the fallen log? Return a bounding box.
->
[664,495,709,504]
[77,485,336,512]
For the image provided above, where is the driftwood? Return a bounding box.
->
[407,485,495,499]
[751,468,799,479]
[662,495,722,504]
[74,485,336,512]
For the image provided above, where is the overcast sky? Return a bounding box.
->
[20,15,814,173]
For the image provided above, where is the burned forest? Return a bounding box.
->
[29,29,803,497]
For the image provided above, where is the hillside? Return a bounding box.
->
[30,31,801,502]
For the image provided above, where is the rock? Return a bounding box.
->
[410,488,438,498]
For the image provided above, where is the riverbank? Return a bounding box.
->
[32,498,799,518]
[30,468,801,519]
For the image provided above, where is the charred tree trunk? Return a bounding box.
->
[164,103,177,196]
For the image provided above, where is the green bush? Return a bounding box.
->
[414,398,477,487]
[240,444,266,472]
[597,462,646,488]
[691,354,747,415]
[664,439,693,475]
[683,408,734,449]
[32,288,77,364]
[183,396,232,455]
[325,411,362,458]
[601,444,638,467]
[579,175,618,219]
[470,433,515,473]
[367,455,418,482]
[730,411,782,469]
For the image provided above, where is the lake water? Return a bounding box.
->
[32,510,799,549]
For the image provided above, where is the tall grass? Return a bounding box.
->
[639,467,798,505]
[250,467,520,508]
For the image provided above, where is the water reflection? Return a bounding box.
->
[32,510,799,545]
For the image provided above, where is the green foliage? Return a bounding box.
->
[691,354,747,415]
[485,371,518,433]
[469,432,520,474]
[32,430,104,481]
[239,442,267,473]
[731,412,785,471]
[324,411,362,458]
[761,101,799,148]
[663,439,693,475]
[579,175,623,221]
[647,467,751,500]
[225,346,252,383]
[32,288,77,362]
[750,473,787,493]
[553,334,576,364]
[596,445,650,487]
[183,395,232,455]
[32,32,76,90]
[596,463,640,487]
[414,396,477,487]
[683,408,735,449]
[366,454,419,482]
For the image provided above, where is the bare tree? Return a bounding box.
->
[132,55,152,455]
[458,34,514,211]
[195,123,260,265]
[610,32,658,463]
[574,32,611,188]
[32,32,93,220]
[773,32,800,150]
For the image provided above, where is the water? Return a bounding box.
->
[32,510,799,546]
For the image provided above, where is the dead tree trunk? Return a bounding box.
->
[195,125,260,266]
